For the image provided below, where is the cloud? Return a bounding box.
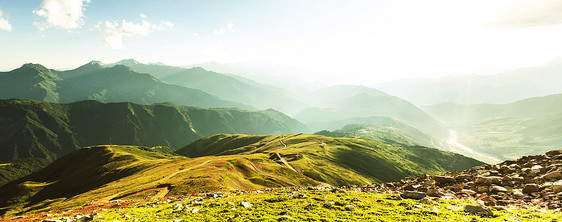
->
[227,23,234,32]
[489,0,562,28]
[33,0,91,30]
[140,14,147,19]
[0,8,12,32]
[103,19,174,49]
[214,23,235,35]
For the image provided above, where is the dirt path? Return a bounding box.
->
[96,159,213,203]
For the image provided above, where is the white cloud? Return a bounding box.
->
[0,8,12,32]
[214,23,235,35]
[227,23,234,32]
[213,27,225,35]
[140,14,147,19]
[489,0,562,28]
[33,0,91,30]
[103,19,174,49]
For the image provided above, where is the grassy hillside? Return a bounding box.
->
[0,99,307,186]
[0,135,483,217]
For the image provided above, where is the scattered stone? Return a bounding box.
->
[400,191,426,200]
[523,184,540,194]
[417,197,433,204]
[490,185,508,193]
[464,205,494,216]
[191,208,200,213]
[434,175,456,184]
[240,201,253,208]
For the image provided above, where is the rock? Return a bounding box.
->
[42,220,61,222]
[552,180,562,192]
[542,171,562,180]
[240,201,253,208]
[523,184,540,194]
[173,220,183,222]
[434,176,456,184]
[173,203,183,211]
[426,189,444,197]
[490,185,508,193]
[464,205,494,216]
[191,208,200,213]
[455,174,472,181]
[400,191,426,200]
[475,176,502,185]
[457,189,476,196]
[417,197,433,204]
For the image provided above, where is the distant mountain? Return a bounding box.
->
[376,62,562,105]
[295,87,447,147]
[111,59,306,114]
[423,93,562,123]
[304,85,386,106]
[0,64,62,102]
[0,99,307,186]
[423,94,562,161]
[0,63,250,110]
[314,123,433,147]
[0,135,482,216]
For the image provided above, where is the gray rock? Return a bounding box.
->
[400,191,426,200]
[464,205,494,216]
[240,201,253,208]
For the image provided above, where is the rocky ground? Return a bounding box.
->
[367,150,562,213]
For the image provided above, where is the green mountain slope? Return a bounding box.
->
[296,91,447,147]
[314,124,426,147]
[0,135,483,217]
[111,59,305,114]
[0,64,62,102]
[1,62,250,110]
[0,99,307,186]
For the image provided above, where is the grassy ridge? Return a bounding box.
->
[0,134,483,217]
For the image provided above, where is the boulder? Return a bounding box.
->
[552,180,562,192]
[400,191,426,200]
[240,201,253,208]
[464,205,494,216]
[434,176,456,184]
[522,184,539,194]
[490,185,508,193]
[541,171,562,180]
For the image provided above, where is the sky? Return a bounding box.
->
[1,0,562,84]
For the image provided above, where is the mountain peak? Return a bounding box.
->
[20,63,47,70]
[117,59,141,66]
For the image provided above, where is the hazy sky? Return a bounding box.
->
[1,0,562,84]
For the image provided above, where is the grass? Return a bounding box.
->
[5,188,561,222]
[0,135,483,217]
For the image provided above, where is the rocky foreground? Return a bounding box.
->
[368,150,562,212]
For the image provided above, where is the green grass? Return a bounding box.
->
[8,189,561,222]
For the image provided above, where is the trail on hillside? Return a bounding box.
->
[245,158,297,186]
[96,159,213,203]
[277,136,297,172]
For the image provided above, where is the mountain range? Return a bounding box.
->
[0,99,306,186]
[376,61,562,105]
